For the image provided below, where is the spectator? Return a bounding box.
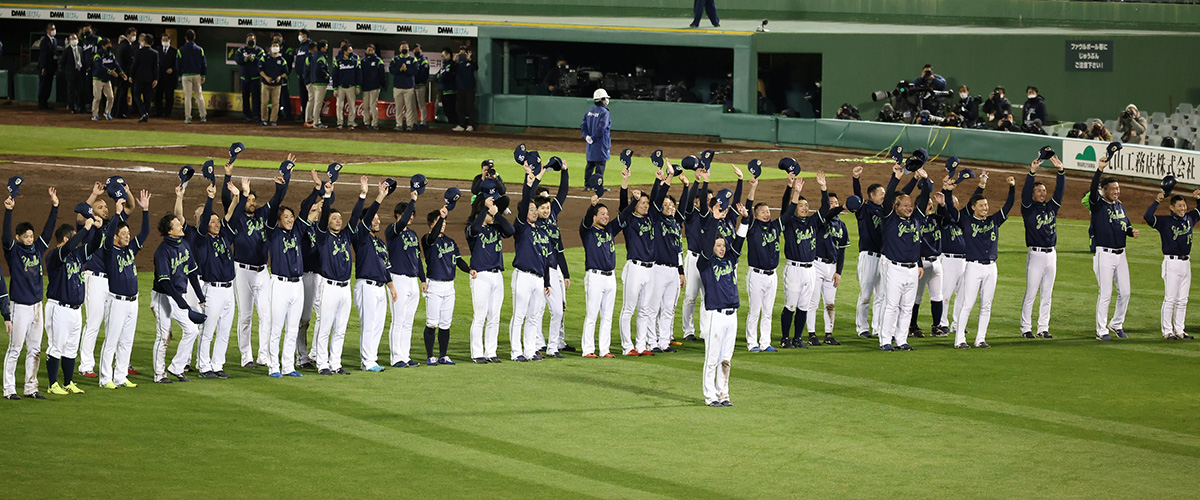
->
[37,23,58,111]
[114,27,137,118]
[452,46,477,132]
[359,44,386,131]
[411,44,431,130]
[234,32,265,122]
[437,48,457,126]
[1087,119,1113,142]
[1066,122,1088,139]
[1022,86,1047,129]
[178,29,207,124]
[982,85,1012,129]
[331,42,360,130]
[542,57,568,96]
[257,40,288,126]
[153,33,179,118]
[690,0,719,28]
[956,85,981,128]
[293,30,311,123]
[1117,104,1148,145]
[128,33,159,123]
[390,41,418,131]
[58,32,84,114]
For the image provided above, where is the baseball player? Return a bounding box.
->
[851,165,887,338]
[267,174,325,377]
[945,171,1015,349]
[98,190,151,389]
[184,181,238,379]
[311,182,356,375]
[2,188,59,400]
[44,212,98,396]
[1144,189,1200,339]
[422,204,470,366]
[579,185,632,358]
[581,89,612,182]
[332,42,360,130]
[1019,155,1066,339]
[696,161,744,340]
[803,187,848,345]
[387,189,428,367]
[618,168,658,356]
[906,184,946,340]
[679,158,712,342]
[1089,157,1139,340]
[150,210,208,384]
[779,174,832,349]
[348,177,398,371]
[295,172,329,370]
[509,176,553,362]
[527,161,574,357]
[938,175,985,338]
[647,167,687,353]
[741,172,789,352]
[79,182,135,379]
[699,195,746,407]
[466,192,514,364]
[222,161,283,369]
[876,166,935,351]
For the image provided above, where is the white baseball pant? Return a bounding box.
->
[855,251,885,335]
[1020,248,1057,334]
[235,264,271,367]
[806,260,839,334]
[955,261,998,346]
[45,300,83,359]
[880,259,918,347]
[98,293,138,386]
[510,270,547,360]
[543,266,567,354]
[652,264,682,350]
[939,254,966,329]
[916,256,944,326]
[425,280,455,330]
[469,270,503,360]
[619,261,655,354]
[313,280,351,371]
[745,267,778,350]
[4,303,43,396]
[701,308,737,405]
[152,291,201,379]
[78,270,110,374]
[581,270,617,356]
[354,280,388,370]
[681,251,707,339]
[1161,256,1191,337]
[389,273,422,365]
[1093,247,1130,337]
[196,281,235,373]
[783,262,815,313]
[298,271,320,365]
[267,276,304,374]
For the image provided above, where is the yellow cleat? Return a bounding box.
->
[103,382,118,390]
[47,383,69,396]
[120,381,138,388]
[65,382,85,394]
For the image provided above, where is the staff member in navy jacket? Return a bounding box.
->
[390,41,419,132]
[359,44,386,131]
[234,32,265,122]
[581,89,612,183]
[945,171,1015,349]
[306,40,331,128]
[1019,156,1066,339]
[2,188,58,400]
[37,23,58,110]
[331,43,360,130]
[699,196,744,408]
[179,30,207,124]
[1088,157,1139,340]
[437,48,458,127]
[1144,188,1200,340]
[466,194,514,364]
[452,46,477,131]
[114,27,138,118]
[257,41,289,126]
[412,44,431,129]
[293,30,311,123]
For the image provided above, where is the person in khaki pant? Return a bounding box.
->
[359,44,386,130]
[91,38,124,120]
[306,40,330,129]
[331,42,361,130]
[178,29,207,123]
[258,41,289,126]
[411,44,431,129]
[389,41,418,131]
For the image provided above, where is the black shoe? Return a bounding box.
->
[955,343,971,349]
[334,368,351,375]
[539,346,547,353]
[472,357,488,364]
[1037,331,1053,339]
[683,334,698,341]
[200,371,219,379]
[858,331,872,339]
[549,352,564,359]
[138,114,148,123]
[392,361,407,368]
[4,394,19,400]
[530,354,544,361]
[824,335,841,346]
[487,357,502,363]
[780,339,793,349]
[215,370,230,379]
[909,326,925,338]
[808,334,821,346]
[720,400,733,407]
[243,361,257,369]
[562,344,577,352]
[169,371,191,382]
[25,392,46,399]
[1021,331,1035,339]
[318,369,332,375]
[931,326,949,338]
[184,364,194,373]
[155,376,173,384]
[664,347,677,353]
[794,339,809,349]
[299,361,316,370]
[651,347,663,353]
[707,401,723,407]
[975,342,991,349]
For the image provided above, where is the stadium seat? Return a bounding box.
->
[1105,120,1118,133]
[1148,134,1164,146]
[1177,103,1194,115]
[1150,112,1168,124]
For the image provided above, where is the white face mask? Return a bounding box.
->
[163,42,170,49]
[298,35,305,43]
[959,92,969,100]
[50,29,56,37]
[1027,94,1036,100]
[70,39,78,48]
[271,47,280,55]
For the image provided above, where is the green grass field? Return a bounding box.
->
[2,125,1199,498]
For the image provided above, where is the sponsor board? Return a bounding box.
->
[1062,138,1199,185]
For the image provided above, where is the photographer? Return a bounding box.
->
[835,103,860,120]
[1087,119,1112,142]
[955,85,981,128]
[1022,86,1048,129]
[913,64,947,92]
[542,57,568,96]
[469,160,507,222]
[1117,104,1148,145]
[982,86,1012,128]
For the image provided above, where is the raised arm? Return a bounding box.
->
[1088,162,1104,207]
[3,200,14,250]
[1144,199,1160,226]
[42,190,59,246]
[1021,170,1035,208]
[555,167,569,208]
[1052,159,1066,206]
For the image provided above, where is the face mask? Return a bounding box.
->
[814,81,821,89]
[960,92,968,100]
[50,30,57,37]
[414,50,421,56]
[401,49,408,55]
[271,47,280,55]
[83,30,92,38]
[247,40,256,48]
[1027,94,1036,100]
[70,39,78,48]
[298,35,305,43]
[163,42,170,49]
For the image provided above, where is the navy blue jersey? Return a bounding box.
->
[949,186,1014,262]
[682,183,707,254]
[314,195,354,282]
[580,204,624,272]
[386,201,427,280]
[1021,172,1065,248]
[649,180,686,269]
[698,216,745,311]
[3,206,56,305]
[465,208,514,273]
[152,236,201,300]
[817,212,850,273]
[621,211,656,263]
[263,184,316,279]
[1145,201,1200,256]
[511,211,552,283]
[852,177,885,253]
[298,188,328,273]
[422,232,463,282]
[348,199,391,283]
[225,177,285,266]
[529,173,570,277]
[104,210,149,297]
[919,211,943,258]
[84,215,118,274]
[45,226,92,306]
[878,177,934,264]
[1088,169,1134,249]
[782,207,829,264]
[187,197,237,283]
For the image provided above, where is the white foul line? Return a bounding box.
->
[73,144,189,151]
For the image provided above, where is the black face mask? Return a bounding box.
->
[247,40,255,48]
[414,50,421,57]
[83,30,92,38]
[400,49,408,55]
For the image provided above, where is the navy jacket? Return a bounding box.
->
[179,41,207,76]
[308,50,330,85]
[234,44,265,79]
[452,54,476,91]
[580,104,611,162]
[360,54,386,92]
[390,54,417,89]
[332,53,360,89]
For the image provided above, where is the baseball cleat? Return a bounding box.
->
[794,339,809,349]
[824,335,842,346]
[931,326,949,338]
[268,372,282,378]
[103,382,118,389]
[438,357,456,365]
[909,327,925,338]
[720,400,733,407]
[640,350,655,356]
[898,344,914,351]
[955,343,971,349]
[65,383,85,394]
[975,342,991,349]
[48,383,69,396]
[780,339,793,349]
[602,353,615,358]
[1182,333,1194,339]
[1110,328,1128,339]
[762,346,778,352]
[529,354,544,361]
[749,347,761,353]
[706,401,723,407]
[880,344,894,351]
[215,370,230,379]
[664,347,678,353]
[1037,331,1053,339]
[858,331,872,339]
[120,381,137,388]
[284,371,303,377]
[584,353,598,358]
[426,357,438,366]
[651,347,663,353]
[4,394,20,400]
[808,334,822,346]
[514,355,528,362]
[365,366,385,372]
[155,377,173,384]
[392,361,408,368]
[25,392,46,400]
[299,361,316,370]
[318,369,332,375]
[200,371,218,379]
[683,334,697,341]
[407,360,421,367]
[624,351,639,357]
[669,340,683,346]
[169,371,190,382]
[472,358,489,364]
[1165,334,1178,340]
[487,358,502,363]
[334,368,352,375]
[1096,334,1113,341]
[127,368,140,375]
[562,345,578,352]
[81,371,98,378]
[548,352,564,358]
[184,364,195,373]
[243,362,257,369]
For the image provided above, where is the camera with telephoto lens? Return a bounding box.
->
[1122,108,1135,120]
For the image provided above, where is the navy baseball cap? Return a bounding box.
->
[545,156,564,171]
[620,148,634,169]
[1037,146,1056,161]
[444,187,462,210]
[74,202,94,219]
[6,176,23,198]
[202,160,216,185]
[778,157,800,175]
[187,309,208,325]
[383,178,398,196]
[1162,174,1178,196]
[279,160,294,182]
[845,194,864,212]
[513,143,528,165]
[1106,141,1123,161]
[715,188,734,211]
[681,155,701,171]
[178,166,195,187]
[410,174,427,195]
[526,151,542,175]
[478,178,499,196]
[229,142,245,161]
[651,149,664,169]
[671,162,684,177]
[587,174,608,197]
[888,145,904,163]
[945,156,960,175]
[326,162,343,183]
[106,176,127,201]
[747,159,763,179]
[956,169,976,183]
[700,149,715,170]
[903,148,929,173]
